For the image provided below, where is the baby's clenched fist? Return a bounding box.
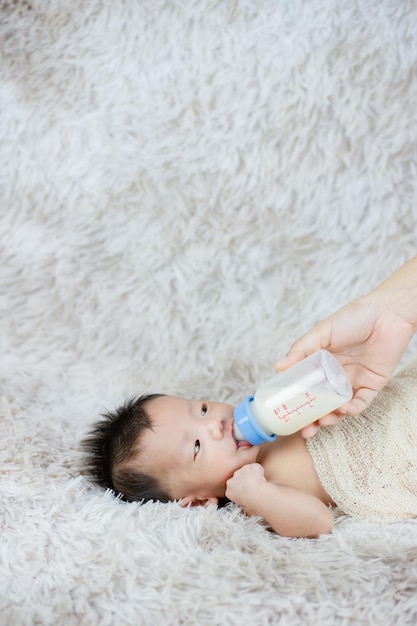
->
[225,463,267,511]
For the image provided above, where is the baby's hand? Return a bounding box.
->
[225,463,267,512]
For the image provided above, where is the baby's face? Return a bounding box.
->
[137,395,259,505]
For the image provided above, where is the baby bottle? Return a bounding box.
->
[234,350,353,445]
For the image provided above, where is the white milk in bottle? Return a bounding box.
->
[233,350,353,445]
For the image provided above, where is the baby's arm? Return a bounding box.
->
[225,463,334,538]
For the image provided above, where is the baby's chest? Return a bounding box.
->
[261,436,321,492]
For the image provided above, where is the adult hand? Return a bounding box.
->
[276,256,417,437]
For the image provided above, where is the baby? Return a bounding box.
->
[83,366,417,538]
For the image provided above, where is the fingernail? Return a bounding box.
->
[275,357,288,370]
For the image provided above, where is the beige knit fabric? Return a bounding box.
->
[307,367,417,522]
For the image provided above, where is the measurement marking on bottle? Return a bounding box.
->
[273,394,317,422]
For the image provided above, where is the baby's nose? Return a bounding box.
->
[207,417,225,441]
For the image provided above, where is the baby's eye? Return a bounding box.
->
[194,439,200,459]
[201,403,208,416]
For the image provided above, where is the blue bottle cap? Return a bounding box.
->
[234,396,276,446]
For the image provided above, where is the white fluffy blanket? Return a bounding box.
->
[1,1,417,624]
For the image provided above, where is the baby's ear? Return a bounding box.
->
[179,495,218,508]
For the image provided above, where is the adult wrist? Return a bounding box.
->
[371,282,417,332]
[369,256,417,331]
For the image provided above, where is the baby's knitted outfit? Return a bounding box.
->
[306,366,417,522]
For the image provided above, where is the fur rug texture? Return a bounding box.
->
[1,1,417,624]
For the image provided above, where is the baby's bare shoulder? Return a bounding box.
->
[258,434,317,487]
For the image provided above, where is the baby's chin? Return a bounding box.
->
[235,442,260,468]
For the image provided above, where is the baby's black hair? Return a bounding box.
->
[82,394,172,503]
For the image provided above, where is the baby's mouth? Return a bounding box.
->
[232,419,252,449]
[236,439,252,449]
